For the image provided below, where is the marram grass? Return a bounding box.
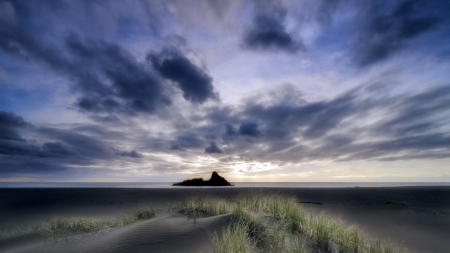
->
[36,206,155,232]
[1,206,156,241]
[175,192,407,253]
[212,220,256,253]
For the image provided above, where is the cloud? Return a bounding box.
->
[115,149,144,158]
[373,84,450,136]
[316,0,341,25]
[173,133,206,149]
[1,0,450,181]
[1,81,450,179]
[0,4,218,117]
[244,5,303,52]
[224,123,237,136]
[0,14,170,115]
[0,1,17,25]
[352,0,442,67]
[0,139,38,156]
[39,142,75,158]
[238,122,262,137]
[0,113,76,159]
[205,141,224,153]
[0,111,150,178]
[65,34,173,114]
[37,127,116,160]
[183,83,450,163]
[148,47,218,104]
[170,142,185,151]
[0,111,30,141]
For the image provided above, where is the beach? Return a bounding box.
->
[0,186,449,253]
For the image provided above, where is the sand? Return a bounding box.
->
[0,187,449,253]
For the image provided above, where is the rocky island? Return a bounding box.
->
[173,171,234,186]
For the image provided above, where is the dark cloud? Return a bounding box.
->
[39,142,75,158]
[0,139,38,156]
[238,122,262,137]
[148,47,218,104]
[205,141,224,154]
[115,149,144,158]
[170,142,185,151]
[353,0,443,67]
[241,89,361,141]
[225,123,237,134]
[0,113,76,159]
[244,6,303,52]
[65,34,172,114]
[0,112,148,178]
[373,85,450,136]
[0,5,218,117]
[0,111,29,128]
[0,13,170,115]
[0,111,30,141]
[37,127,116,159]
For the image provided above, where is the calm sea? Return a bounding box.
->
[0,182,449,188]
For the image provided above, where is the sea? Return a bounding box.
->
[0,182,449,188]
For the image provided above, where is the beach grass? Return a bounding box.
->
[170,196,231,223]
[175,192,406,253]
[1,206,156,242]
[36,206,155,232]
[212,220,256,253]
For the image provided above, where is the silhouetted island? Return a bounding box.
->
[173,171,234,186]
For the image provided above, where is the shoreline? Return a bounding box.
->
[1,186,449,252]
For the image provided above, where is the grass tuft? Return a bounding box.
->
[1,206,156,242]
[174,192,407,253]
[212,221,256,253]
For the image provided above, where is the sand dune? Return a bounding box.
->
[3,213,232,253]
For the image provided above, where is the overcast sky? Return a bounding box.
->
[1,0,450,182]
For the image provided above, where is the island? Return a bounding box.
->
[173,171,234,186]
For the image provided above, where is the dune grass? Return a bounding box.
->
[170,196,231,223]
[211,220,256,253]
[174,192,406,253]
[1,206,155,242]
[0,229,14,237]
[35,206,155,233]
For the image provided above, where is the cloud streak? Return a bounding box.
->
[352,0,443,67]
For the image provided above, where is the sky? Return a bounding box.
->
[1,0,450,182]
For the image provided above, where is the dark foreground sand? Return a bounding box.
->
[0,187,449,253]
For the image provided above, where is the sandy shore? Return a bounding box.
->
[0,187,449,253]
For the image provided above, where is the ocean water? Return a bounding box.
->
[0,182,449,188]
